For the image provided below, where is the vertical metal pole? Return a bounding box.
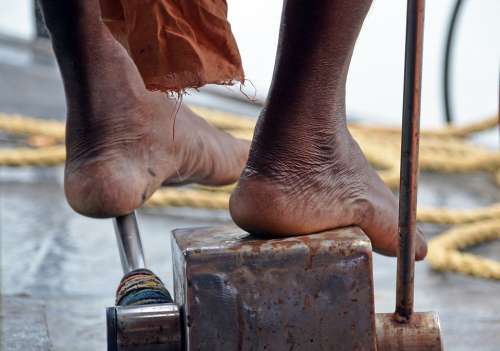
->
[34,1,50,39]
[113,212,147,274]
[395,0,425,322]
[443,0,465,125]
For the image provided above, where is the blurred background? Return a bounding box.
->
[1,1,499,126]
[229,0,499,128]
[0,1,499,351]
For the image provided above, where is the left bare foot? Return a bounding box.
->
[39,0,249,218]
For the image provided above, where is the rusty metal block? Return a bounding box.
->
[172,225,377,351]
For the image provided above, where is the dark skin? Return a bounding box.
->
[38,0,249,217]
[231,0,426,259]
[39,0,427,259]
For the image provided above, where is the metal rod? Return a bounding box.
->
[113,212,147,274]
[443,0,465,125]
[395,0,426,321]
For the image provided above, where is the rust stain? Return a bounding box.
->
[303,295,312,309]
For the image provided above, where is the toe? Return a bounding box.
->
[370,225,428,261]
[360,199,427,261]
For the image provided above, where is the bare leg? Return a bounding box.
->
[38,0,249,217]
[230,0,427,259]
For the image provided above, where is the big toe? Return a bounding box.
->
[360,199,427,260]
[365,222,427,261]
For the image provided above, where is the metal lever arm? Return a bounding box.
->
[113,212,147,274]
[395,0,425,322]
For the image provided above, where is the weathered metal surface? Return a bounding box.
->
[376,312,443,351]
[172,225,376,351]
[113,213,147,274]
[107,304,182,351]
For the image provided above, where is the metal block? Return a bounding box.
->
[172,225,377,351]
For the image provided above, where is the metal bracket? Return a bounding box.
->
[107,212,182,351]
[107,304,182,351]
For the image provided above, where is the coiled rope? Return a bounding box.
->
[0,109,498,280]
[427,219,500,280]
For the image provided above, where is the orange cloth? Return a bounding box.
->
[100,0,244,92]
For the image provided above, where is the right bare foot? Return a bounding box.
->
[230,129,427,260]
[229,0,427,259]
[39,0,249,217]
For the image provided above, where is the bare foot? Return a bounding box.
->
[40,0,249,217]
[229,0,427,259]
[230,130,427,259]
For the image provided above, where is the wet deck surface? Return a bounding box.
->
[1,39,499,350]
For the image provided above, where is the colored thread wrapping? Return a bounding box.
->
[116,269,172,306]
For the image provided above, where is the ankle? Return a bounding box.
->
[246,124,352,179]
[39,0,104,37]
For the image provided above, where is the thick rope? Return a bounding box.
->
[0,146,66,166]
[147,188,500,224]
[417,204,500,225]
[1,112,498,177]
[427,219,500,280]
[0,113,65,140]
[0,109,499,280]
[147,188,230,210]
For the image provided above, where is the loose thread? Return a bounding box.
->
[167,93,184,182]
[239,79,258,103]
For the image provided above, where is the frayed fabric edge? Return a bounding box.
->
[146,78,245,98]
